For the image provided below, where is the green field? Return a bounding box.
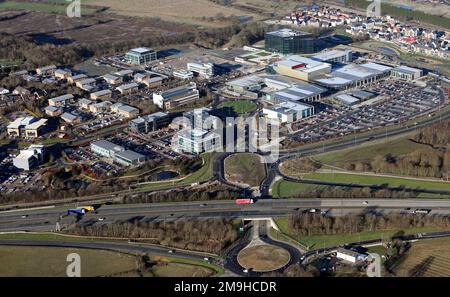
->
[303,172,450,192]
[152,262,214,277]
[394,237,450,277]
[0,246,137,277]
[314,136,426,168]
[273,217,449,249]
[217,100,257,115]
[271,180,328,198]
[0,1,98,14]
[224,153,266,187]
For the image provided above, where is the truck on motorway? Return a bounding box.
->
[235,199,254,204]
[413,208,432,214]
[67,206,95,215]
[68,208,86,215]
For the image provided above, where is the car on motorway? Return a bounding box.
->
[168,249,175,254]
[200,204,207,207]
[362,201,369,205]
[98,217,106,221]
[243,269,249,273]
[21,215,28,218]
[203,257,209,261]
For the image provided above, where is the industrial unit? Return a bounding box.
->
[313,62,392,89]
[391,65,423,80]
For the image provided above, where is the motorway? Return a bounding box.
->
[2,198,450,232]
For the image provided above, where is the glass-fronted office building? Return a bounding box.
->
[265,29,317,54]
[126,47,157,65]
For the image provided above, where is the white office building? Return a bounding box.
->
[176,128,221,154]
[13,144,45,171]
[187,62,214,78]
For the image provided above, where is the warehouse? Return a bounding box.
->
[265,78,327,103]
[312,49,353,63]
[272,55,332,81]
[313,62,392,90]
[391,65,423,80]
[114,150,146,166]
[226,76,264,92]
[90,140,124,158]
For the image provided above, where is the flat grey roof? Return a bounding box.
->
[92,89,112,96]
[393,65,422,75]
[266,28,311,37]
[49,94,74,102]
[91,140,124,152]
[115,150,145,161]
[61,112,78,121]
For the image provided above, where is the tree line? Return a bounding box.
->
[66,218,239,254]
[122,186,241,204]
[342,121,450,178]
[289,212,450,236]
[288,186,418,199]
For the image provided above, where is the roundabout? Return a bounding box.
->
[237,244,291,272]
